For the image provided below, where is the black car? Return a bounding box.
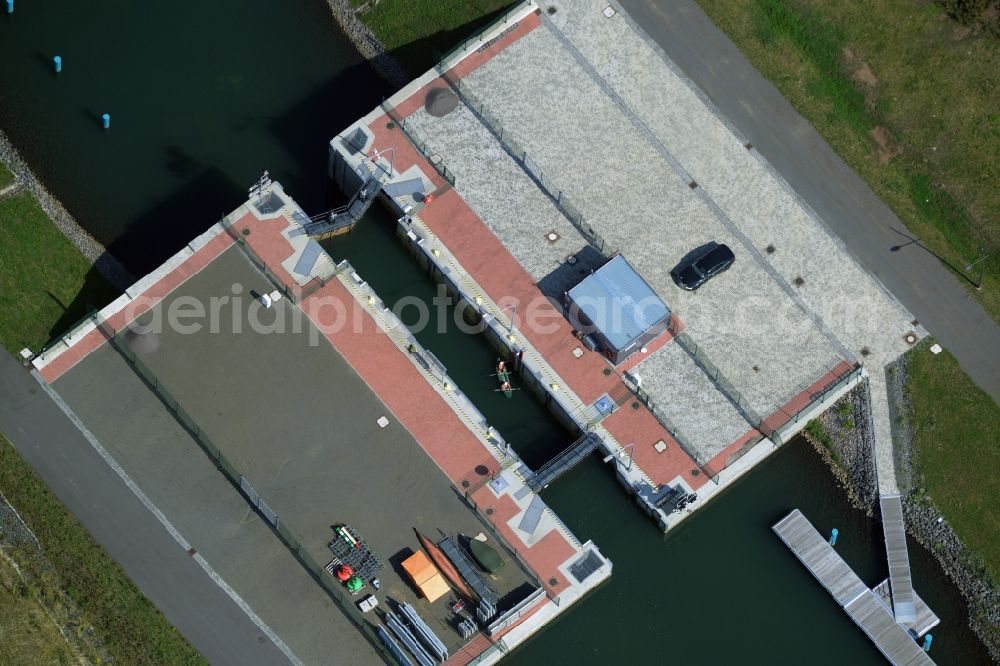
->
[671,242,736,291]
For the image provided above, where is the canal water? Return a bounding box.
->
[1,3,991,664]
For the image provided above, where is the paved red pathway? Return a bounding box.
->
[366,97,716,489]
[39,230,234,383]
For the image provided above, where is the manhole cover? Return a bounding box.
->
[691,469,701,477]
[548,577,558,586]
[547,6,557,14]
[485,508,494,516]
[860,347,871,357]
[425,87,459,117]
[765,244,776,254]
[793,276,805,287]
[903,332,918,345]
[602,368,611,376]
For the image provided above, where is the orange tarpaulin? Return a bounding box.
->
[401,551,437,585]
[401,551,448,601]
[417,572,449,602]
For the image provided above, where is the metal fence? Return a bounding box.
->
[381,101,457,188]
[90,314,393,664]
[435,2,532,66]
[221,217,342,304]
[673,332,763,427]
[437,70,616,258]
[765,362,863,444]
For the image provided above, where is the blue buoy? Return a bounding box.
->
[923,634,933,652]
[101,113,111,129]
[829,528,839,546]
[5,0,13,15]
[53,56,62,73]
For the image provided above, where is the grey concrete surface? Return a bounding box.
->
[634,342,751,461]
[59,247,532,657]
[0,352,293,666]
[617,0,1000,406]
[459,19,841,417]
[405,100,596,300]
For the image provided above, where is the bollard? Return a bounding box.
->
[5,0,12,14]
[53,56,62,73]
[829,528,839,546]
[922,634,932,652]
[101,113,111,129]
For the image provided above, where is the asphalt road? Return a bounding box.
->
[618,0,1000,404]
[0,352,292,666]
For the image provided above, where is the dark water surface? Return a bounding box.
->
[330,208,992,666]
[2,4,991,665]
[0,0,389,275]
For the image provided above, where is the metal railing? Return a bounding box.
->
[765,362,863,444]
[90,313,393,664]
[381,101,457,187]
[435,2,533,67]
[436,69,616,258]
[673,332,763,428]
[221,217,342,303]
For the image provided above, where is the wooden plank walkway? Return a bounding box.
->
[881,494,917,622]
[773,509,867,605]
[773,510,935,666]
[846,591,933,666]
[873,579,939,638]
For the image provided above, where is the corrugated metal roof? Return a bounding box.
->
[567,255,670,351]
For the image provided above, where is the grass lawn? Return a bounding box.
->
[0,192,119,355]
[0,553,79,666]
[696,0,1000,323]
[358,0,517,75]
[0,435,206,665]
[907,343,1000,583]
[0,164,14,190]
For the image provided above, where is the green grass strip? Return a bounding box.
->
[0,435,206,664]
[0,192,119,355]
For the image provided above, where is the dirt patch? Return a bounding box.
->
[951,24,972,40]
[842,47,878,88]
[871,126,903,165]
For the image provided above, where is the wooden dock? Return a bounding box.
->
[773,510,935,666]
[881,494,918,622]
[873,579,939,638]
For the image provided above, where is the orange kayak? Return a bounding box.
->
[415,528,477,602]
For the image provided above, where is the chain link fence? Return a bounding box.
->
[88,313,393,664]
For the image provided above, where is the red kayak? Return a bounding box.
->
[415,528,477,602]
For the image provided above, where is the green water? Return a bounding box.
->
[2,4,992,664]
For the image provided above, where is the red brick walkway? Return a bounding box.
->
[39,230,234,383]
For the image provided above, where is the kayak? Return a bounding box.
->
[495,358,513,398]
[415,529,477,602]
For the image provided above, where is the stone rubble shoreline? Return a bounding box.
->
[0,129,133,293]
[804,360,1000,661]
[323,0,410,89]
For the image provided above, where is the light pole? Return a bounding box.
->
[966,249,990,291]
[602,443,635,472]
[493,304,517,337]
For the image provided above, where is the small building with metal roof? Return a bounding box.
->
[566,255,671,365]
